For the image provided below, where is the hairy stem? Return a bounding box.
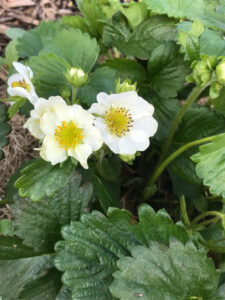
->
[180,195,190,227]
[191,211,224,225]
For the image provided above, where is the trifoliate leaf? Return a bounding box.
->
[29,53,70,98]
[147,42,188,97]
[0,254,57,300]
[103,15,176,59]
[192,133,225,197]
[143,0,225,32]
[15,158,75,202]
[77,67,117,107]
[55,204,188,299]
[101,58,147,82]
[0,102,11,160]
[16,21,64,58]
[13,173,93,252]
[42,28,99,72]
[110,241,221,300]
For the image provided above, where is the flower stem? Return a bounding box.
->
[146,135,215,187]
[180,195,190,227]
[72,86,77,103]
[156,84,210,168]
[191,211,224,225]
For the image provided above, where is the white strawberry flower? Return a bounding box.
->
[25,96,103,168]
[24,96,65,139]
[7,62,38,104]
[89,91,158,155]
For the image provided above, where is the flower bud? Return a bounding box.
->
[216,60,225,84]
[192,61,212,86]
[65,67,88,87]
[116,79,137,93]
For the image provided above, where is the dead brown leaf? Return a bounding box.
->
[1,0,35,8]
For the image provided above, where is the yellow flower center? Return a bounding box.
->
[11,80,31,92]
[54,121,83,150]
[105,106,133,137]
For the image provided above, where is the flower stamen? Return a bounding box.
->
[54,121,83,150]
[11,80,31,92]
[105,106,133,137]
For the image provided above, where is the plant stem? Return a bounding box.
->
[146,135,214,187]
[72,86,77,102]
[191,211,224,225]
[156,84,210,168]
[180,195,190,227]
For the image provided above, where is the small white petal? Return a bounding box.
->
[40,111,60,136]
[97,92,109,104]
[24,118,44,139]
[88,103,106,115]
[118,135,137,155]
[129,130,150,151]
[13,61,33,80]
[83,126,103,151]
[8,73,23,87]
[69,144,92,169]
[133,117,158,137]
[7,87,31,99]
[40,135,67,165]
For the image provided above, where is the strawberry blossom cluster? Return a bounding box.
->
[8,62,158,169]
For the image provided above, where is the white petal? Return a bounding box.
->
[8,74,23,86]
[7,86,31,99]
[83,126,103,151]
[94,118,120,153]
[40,135,67,165]
[129,130,150,151]
[118,135,137,155]
[48,95,65,104]
[88,103,106,115]
[40,111,59,136]
[97,92,108,104]
[13,62,33,79]
[24,118,44,139]
[69,144,92,169]
[133,116,158,137]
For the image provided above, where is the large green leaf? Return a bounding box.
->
[13,173,93,252]
[0,102,11,160]
[101,58,147,82]
[16,21,63,58]
[29,53,70,98]
[121,1,148,29]
[103,15,176,59]
[110,241,222,300]
[77,67,117,107]
[143,0,225,32]
[55,204,188,299]
[147,42,188,97]
[15,158,75,202]
[42,28,99,72]
[192,133,225,197]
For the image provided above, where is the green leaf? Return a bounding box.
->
[62,15,91,34]
[13,173,93,252]
[101,58,147,82]
[5,27,26,40]
[178,21,225,57]
[143,0,225,32]
[77,67,117,107]
[0,236,38,260]
[213,86,225,116]
[42,28,99,72]
[29,53,70,98]
[147,42,188,97]
[8,99,27,118]
[16,21,64,58]
[0,102,11,160]
[55,204,188,299]
[5,39,18,66]
[15,158,75,202]
[0,219,13,236]
[0,254,56,299]
[122,1,148,29]
[103,15,176,59]
[192,133,225,197]
[56,286,72,300]
[110,241,221,300]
